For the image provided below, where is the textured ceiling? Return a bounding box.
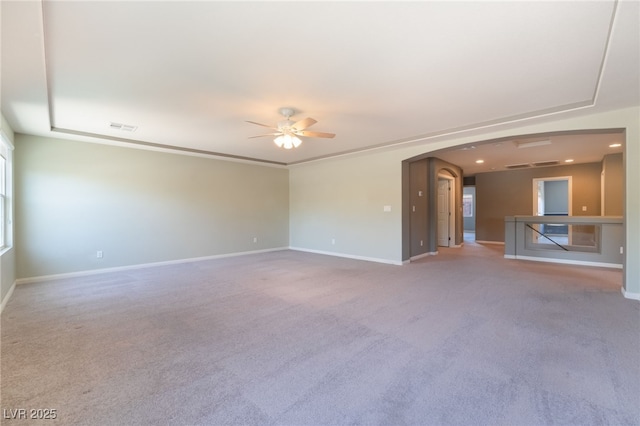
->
[2,1,638,170]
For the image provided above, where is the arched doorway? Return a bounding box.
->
[402,157,463,260]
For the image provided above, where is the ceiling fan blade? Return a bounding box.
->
[297,130,335,139]
[249,133,282,139]
[291,117,317,131]
[248,133,282,139]
[246,120,279,130]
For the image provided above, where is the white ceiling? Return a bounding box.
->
[2,1,638,170]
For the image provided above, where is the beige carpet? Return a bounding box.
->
[1,242,638,425]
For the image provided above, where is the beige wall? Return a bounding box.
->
[602,153,623,216]
[405,157,464,258]
[405,157,463,257]
[475,162,603,242]
[290,106,639,296]
[408,160,428,257]
[7,107,640,297]
[15,135,289,279]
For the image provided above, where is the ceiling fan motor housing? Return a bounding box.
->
[278,119,295,133]
[278,107,296,119]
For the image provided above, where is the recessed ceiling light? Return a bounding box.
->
[565,159,574,163]
[609,143,622,148]
[475,159,484,164]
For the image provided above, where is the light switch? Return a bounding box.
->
[383,205,391,212]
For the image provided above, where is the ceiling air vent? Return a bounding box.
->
[515,140,551,149]
[505,163,531,169]
[533,160,559,167]
[109,122,138,132]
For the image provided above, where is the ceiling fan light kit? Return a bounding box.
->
[274,134,302,149]
[247,107,335,149]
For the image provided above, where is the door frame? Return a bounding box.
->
[438,173,456,247]
[532,176,572,216]
[532,176,572,244]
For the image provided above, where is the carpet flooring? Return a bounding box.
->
[1,242,638,425]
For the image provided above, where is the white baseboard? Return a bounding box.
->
[476,240,505,245]
[508,255,622,269]
[621,287,640,301]
[15,247,290,285]
[1,280,16,314]
[289,247,403,266]
[410,252,438,261]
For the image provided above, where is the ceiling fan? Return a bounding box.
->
[247,107,335,149]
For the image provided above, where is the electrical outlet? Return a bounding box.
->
[253,237,258,243]
[620,246,624,254]
[331,238,336,245]
[96,251,103,258]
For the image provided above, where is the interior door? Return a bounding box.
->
[438,179,450,247]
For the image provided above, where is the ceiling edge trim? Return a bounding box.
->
[591,0,619,104]
[40,0,54,131]
[289,100,596,166]
[50,127,287,167]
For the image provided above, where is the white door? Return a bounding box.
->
[438,179,450,247]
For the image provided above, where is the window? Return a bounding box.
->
[0,154,5,248]
[0,132,13,251]
[463,193,473,217]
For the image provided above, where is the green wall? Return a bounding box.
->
[289,151,401,264]
[15,135,289,278]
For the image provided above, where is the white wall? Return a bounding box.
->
[289,106,640,297]
[15,135,290,279]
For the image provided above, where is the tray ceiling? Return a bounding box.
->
[2,1,638,168]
